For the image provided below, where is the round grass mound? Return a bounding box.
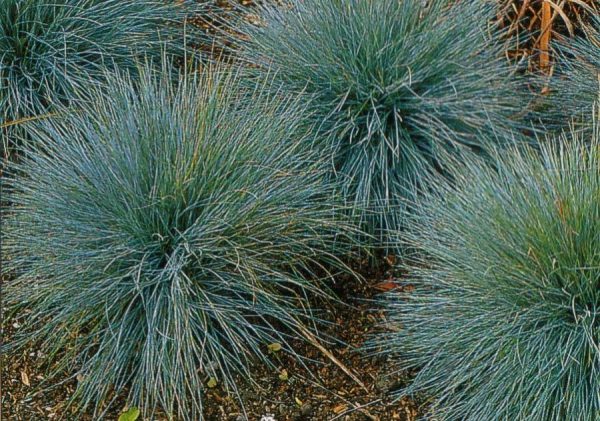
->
[374,119,600,420]
[240,0,530,247]
[2,65,359,419]
[0,0,205,155]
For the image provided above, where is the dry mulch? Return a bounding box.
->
[1,263,420,421]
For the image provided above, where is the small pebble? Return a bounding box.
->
[278,404,288,416]
[300,403,313,417]
[375,375,390,392]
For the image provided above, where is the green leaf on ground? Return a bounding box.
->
[207,377,218,388]
[268,343,282,352]
[118,407,140,421]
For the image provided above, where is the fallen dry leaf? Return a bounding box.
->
[384,254,396,266]
[333,403,348,414]
[20,371,30,387]
[373,281,400,292]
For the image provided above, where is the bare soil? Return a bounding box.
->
[1,262,419,421]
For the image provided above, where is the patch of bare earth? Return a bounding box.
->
[1,264,418,421]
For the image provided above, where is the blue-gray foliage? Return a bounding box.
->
[241,0,530,247]
[374,117,600,420]
[545,16,600,131]
[3,64,359,419]
[0,0,206,154]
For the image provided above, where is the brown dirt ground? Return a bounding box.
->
[0,262,420,421]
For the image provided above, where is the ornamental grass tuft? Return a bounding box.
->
[2,64,359,419]
[546,16,600,131]
[240,0,530,247]
[373,115,600,420]
[0,0,206,155]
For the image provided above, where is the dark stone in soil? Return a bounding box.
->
[300,403,313,417]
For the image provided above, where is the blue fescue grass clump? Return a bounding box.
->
[373,116,600,420]
[2,64,359,419]
[546,16,600,131]
[0,0,206,154]
[240,0,530,246]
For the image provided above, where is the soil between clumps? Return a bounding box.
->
[1,262,419,421]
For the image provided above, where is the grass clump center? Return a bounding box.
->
[374,121,600,420]
[241,0,529,245]
[2,65,358,419]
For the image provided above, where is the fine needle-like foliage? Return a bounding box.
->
[546,15,600,131]
[240,0,530,247]
[0,0,207,155]
[373,114,600,420]
[2,64,359,419]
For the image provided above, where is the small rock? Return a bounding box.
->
[375,375,390,392]
[235,415,245,421]
[278,404,288,416]
[300,403,313,417]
